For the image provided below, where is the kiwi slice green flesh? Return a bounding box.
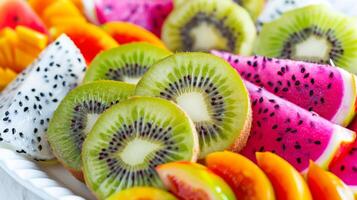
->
[47,80,135,177]
[82,97,199,199]
[256,5,357,73]
[174,0,264,20]
[83,42,172,84]
[135,52,251,158]
[234,0,265,20]
[163,0,256,54]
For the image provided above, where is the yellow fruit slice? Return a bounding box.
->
[16,26,48,49]
[307,161,354,200]
[256,152,312,200]
[206,151,275,200]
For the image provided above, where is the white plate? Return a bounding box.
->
[0,147,96,200]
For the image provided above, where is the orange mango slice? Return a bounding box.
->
[16,26,48,49]
[0,67,16,90]
[256,152,312,200]
[206,151,275,200]
[307,161,354,200]
[107,187,178,200]
[102,22,167,49]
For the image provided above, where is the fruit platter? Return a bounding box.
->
[1,0,357,199]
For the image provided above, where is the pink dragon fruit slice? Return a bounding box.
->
[87,0,173,37]
[330,118,357,194]
[0,34,86,161]
[241,81,355,172]
[213,51,357,127]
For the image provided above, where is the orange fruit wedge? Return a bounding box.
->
[307,161,354,200]
[206,151,275,200]
[102,22,167,49]
[0,67,16,90]
[50,22,118,63]
[256,152,312,200]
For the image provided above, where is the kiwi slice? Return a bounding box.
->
[162,0,256,54]
[255,5,357,73]
[82,96,199,199]
[47,80,135,179]
[235,0,265,20]
[135,52,251,158]
[174,0,265,20]
[83,42,172,84]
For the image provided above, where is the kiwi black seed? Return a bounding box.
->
[82,97,199,199]
[83,42,172,84]
[162,0,256,54]
[135,52,252,158]
[47,80,135,179]
[256,5,357,73]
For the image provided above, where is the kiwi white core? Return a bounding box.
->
[123,76,141,84]
[119,138,160,166]
[84,114,100,134]
[294,36,330,60]
[189,22,228,51]
[176,92,211,122]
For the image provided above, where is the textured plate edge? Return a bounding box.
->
[0,147,86,200]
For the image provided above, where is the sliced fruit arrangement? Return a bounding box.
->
[85,0,173,36]
[256,5,357,73]
[102,22,167,49]
[0,34,86,160]
[206,151,275,200]
[156,162,236,200]
[240,81,355,171]
[308,161,354,200]
[0,26,48,73]
[47,81,135,180]
[256,152,313,200]
[162,0,256,54]
[135,52,252,158]
[0,67,16,90]
[29,0,86,27]
[50,22,118,63]
[329,119,357,195]
[174,0,265,20]
[0,0,47,34]
[82,97,199,199]
[106,187,178,200]
[83,43,172,84]
[213,51,357,126]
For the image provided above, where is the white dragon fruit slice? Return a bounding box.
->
[257,0,328,30]
[0,34,86,161]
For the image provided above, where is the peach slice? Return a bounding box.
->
[256,152,312,200]
[307,161,354,200]
[206,151,275,200]
[156,161,236,200]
